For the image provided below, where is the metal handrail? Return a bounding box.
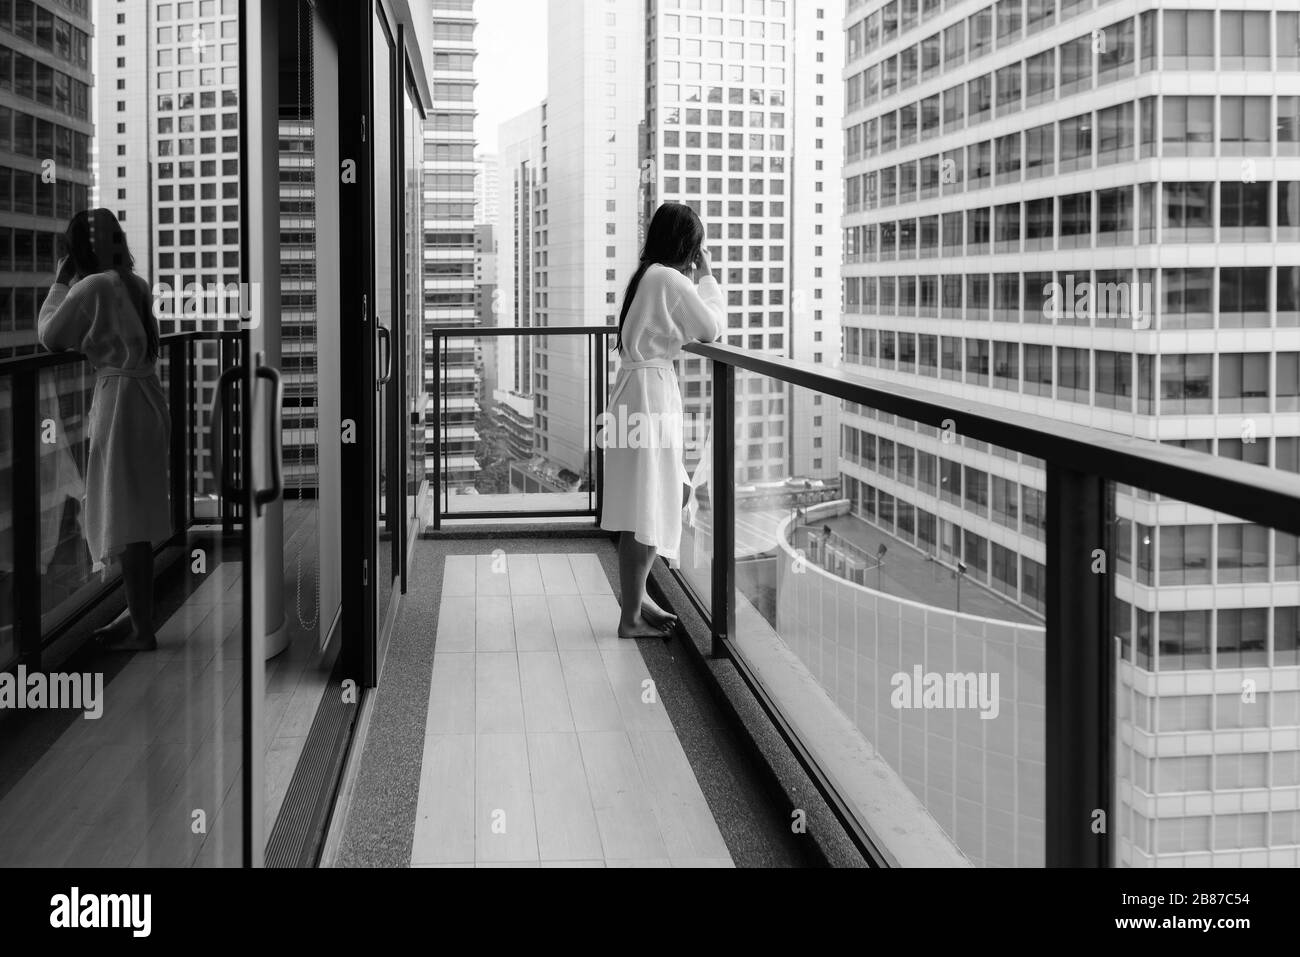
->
[0,330,246,375]
[428,325,616,339]
[684,341,1300,536]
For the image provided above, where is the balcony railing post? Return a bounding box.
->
[13,369,41,670]
[220,336,237,535]
[169,339,190,536]
[709,361,735,660]
[1045,464,1112,867]
[593,331,607,526]
[432,332,442,531]
[186,339,195,527]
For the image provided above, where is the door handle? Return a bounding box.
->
[209,363,244,498]
[254,358,283,516]
[377,324,393,386]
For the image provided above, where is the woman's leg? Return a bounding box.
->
[642,483,695,628]
[617,532,668,639]
[102,542,157,651]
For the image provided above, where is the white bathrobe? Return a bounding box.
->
[38,272,172,570]
[600,264,724,565]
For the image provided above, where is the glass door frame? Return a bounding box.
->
[399,52,427,591]
[371,5,402,660]
[338,0,374,688]
[340,0,407,690]
[237,0,289,867]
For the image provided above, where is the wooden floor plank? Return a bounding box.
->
[578,730,668,861]
[412,734,475,866]
[526,732,603,862]
[474,733,538,863]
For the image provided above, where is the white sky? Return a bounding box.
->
[474,0,549,155]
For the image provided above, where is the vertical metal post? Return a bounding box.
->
[169,340,189,535]
[709,361,735,660]
[1045,464,1112,867]
[432,332,442,531]
[594,331,607,525]
[13,370,41,670]
[220,337,236,535]
[586,332,594,517]
[217,337,226,530]
[185,339,195,527]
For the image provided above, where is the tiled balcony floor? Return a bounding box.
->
[410,553,734,868]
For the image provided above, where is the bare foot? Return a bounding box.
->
[98,630,158,652]
[618,615,669,640]
[642,598,678,629]
[92,613,132,643]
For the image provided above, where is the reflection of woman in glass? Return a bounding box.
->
[39,209,170,651]
[601,203,724,639]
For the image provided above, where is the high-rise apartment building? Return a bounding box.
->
[95,0,244,495]
[645,0,844,483]
[474,149,497,225]
[493,104,544,491]
[1,0,94,355]
[0,0,95,666]
[841,0,1300,865]
[473,220,496,399]
[477,1,845,495]
[425,0,479,488]
[527,0,644,485]
[279,101,318,494]
[496,102,544,403]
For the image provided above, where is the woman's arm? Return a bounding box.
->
[38,280,89,353]
[669,249,725,343]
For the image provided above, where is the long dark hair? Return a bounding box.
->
[614,202,705,354]
[63,208,158,360]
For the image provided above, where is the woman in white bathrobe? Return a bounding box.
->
[600,203,724,639]
[39,209,170,651]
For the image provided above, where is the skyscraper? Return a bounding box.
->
[95,0,245,495]
[425,0,479,487]
[474,149,497,225]
[472,220,496,402]
[0,0,96,667]
[1,0,94,356]
[482,1,846,494]
[645,0,845,483]
[841,0,1300,865]
[279,18,318,496]
[493,104,544,492]
[528,0,644,487]
[496,102,544,403]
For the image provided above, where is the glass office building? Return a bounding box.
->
[841,0,1300,864]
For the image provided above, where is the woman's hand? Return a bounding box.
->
[55,256,76,286]
[693,247,714,283]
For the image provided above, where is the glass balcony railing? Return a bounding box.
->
[677,340,1300,868]
[0,330,246,672]
[425,326,615,527]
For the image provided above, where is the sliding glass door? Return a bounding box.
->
[372,7,399,648]
[402,67,427,580]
